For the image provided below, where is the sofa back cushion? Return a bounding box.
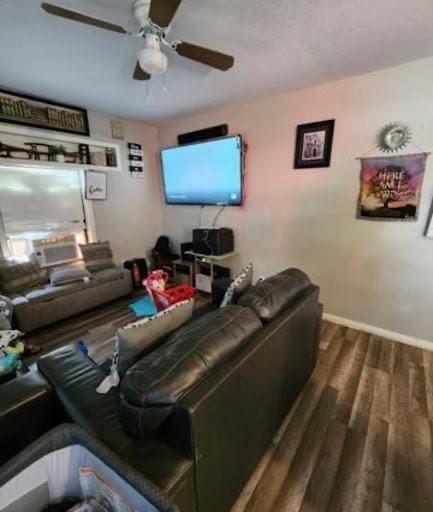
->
[120,305,262,437]
[0,260,48,294]
[238,268,311,322]
[79,241,115,272]
[116,298,194,378]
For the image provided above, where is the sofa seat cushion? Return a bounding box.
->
[238,268,311,322]
[24,282,87,303]
[22,268,128,304]
[37,346,194,496]
[92,267,128,284]
[120,305,262,437]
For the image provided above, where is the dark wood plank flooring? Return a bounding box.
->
[232,321,433,512]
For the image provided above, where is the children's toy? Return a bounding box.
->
[143,270,168,294]
[144,269,196,312]
[76,340,89,355]
[0,330,25,377]
[0,350,20,377]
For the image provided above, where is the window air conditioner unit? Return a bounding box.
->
[33,235,79,267]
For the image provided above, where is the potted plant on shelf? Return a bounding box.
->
[52,145,67,163]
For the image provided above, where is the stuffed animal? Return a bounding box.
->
[143,270,168,294]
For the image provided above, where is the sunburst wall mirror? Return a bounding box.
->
[376,122,412,153]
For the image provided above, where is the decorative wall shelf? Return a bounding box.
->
[0,123,121,171]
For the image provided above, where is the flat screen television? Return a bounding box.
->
[160,134,243,206]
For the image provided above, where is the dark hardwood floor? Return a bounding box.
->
[232,321,433,512]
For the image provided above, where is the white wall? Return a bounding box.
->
[157,56,433,342]
[88,111,162,263]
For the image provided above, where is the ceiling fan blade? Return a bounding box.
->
[149,0,182,28]
[133,62,151,80]
[175,42,234,71]
[41,2,127,34]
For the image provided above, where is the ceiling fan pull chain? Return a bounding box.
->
[162,74,168,92]
[146,82,150,101]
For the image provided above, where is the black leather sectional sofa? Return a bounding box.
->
[0,268,322,512]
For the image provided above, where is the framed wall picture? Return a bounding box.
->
[294,119,335,169]
[0,88,89,136]
[110,119,124,140]
[85,171,107,201]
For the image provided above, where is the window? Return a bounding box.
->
[0,167,87,261]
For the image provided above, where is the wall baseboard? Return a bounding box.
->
[323,313,433,352]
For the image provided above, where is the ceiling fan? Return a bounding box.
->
[40,0,235,80]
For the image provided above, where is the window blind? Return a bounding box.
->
[0,168,85,238]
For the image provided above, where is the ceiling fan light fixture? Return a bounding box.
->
[138,34,167,75]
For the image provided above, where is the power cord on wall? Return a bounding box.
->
[212,205,226,227]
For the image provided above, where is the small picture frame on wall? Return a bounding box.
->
[85,170,107,201]
[110,119,125,140]
[294,119,335,169]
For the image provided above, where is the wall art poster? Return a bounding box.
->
[357,153,427,221]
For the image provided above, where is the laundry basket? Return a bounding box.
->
[0,424,178,512]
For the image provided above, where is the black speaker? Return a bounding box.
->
[192,227,234,256]
[178,124,228,145]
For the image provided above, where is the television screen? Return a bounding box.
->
[160,135,243,206]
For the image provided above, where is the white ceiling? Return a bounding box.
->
[2,0,433,123]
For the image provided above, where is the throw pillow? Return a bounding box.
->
[220,262,253,308]
[79,241,115,273]
[96,298,194,394]
[50,267,92,286]
[0,295,14,329]
[0,260,48,294]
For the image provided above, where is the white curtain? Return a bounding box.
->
[0,168,85,239]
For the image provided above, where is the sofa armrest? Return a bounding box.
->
[168,286,320,512]
[11,295,29,307]
[0,372,59,465]
[37,345,134,453]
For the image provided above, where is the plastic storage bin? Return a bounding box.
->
[149,285,196,312]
